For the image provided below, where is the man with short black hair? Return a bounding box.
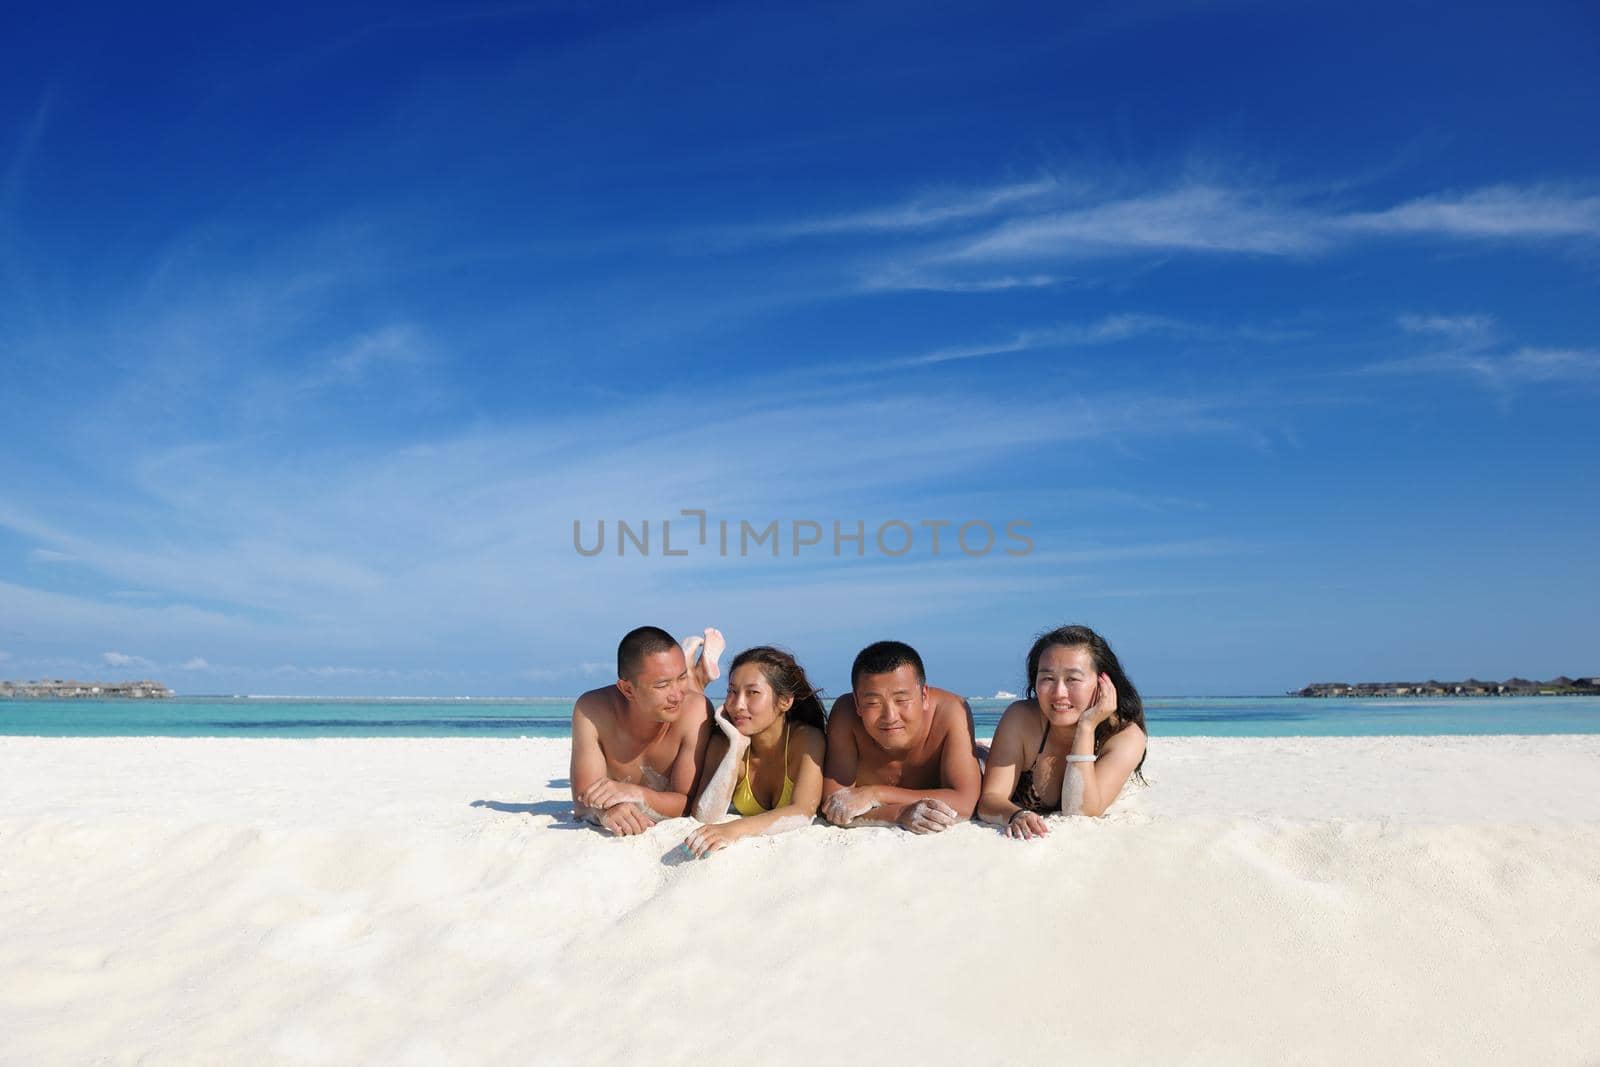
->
[820,639,981,833]
[570,626,723,835]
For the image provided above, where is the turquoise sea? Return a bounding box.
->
[2,695,1599,739]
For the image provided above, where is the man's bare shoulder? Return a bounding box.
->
[672,694,712,737]
[1105,721,1148,755]
[573,684,624,722]
[995,698,1039,730]
[988,699,1039,750]
[791,721,827,757]
[926,686,971,729]
[827,693,862,726]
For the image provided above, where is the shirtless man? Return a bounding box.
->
[570,625,723,836]
[821,640,981,833]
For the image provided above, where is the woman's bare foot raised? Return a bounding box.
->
[682,627,727,687]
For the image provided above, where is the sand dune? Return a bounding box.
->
[3,735,1599,1065]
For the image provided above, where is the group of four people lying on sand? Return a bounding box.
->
[569,625,1148,854]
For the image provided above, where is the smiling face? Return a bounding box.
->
[853,663,927,752]
[620,647,691,723]
[1033,644,1100,728]
[723,662,794,739]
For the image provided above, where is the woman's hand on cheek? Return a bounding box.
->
[1084,673,1118,729]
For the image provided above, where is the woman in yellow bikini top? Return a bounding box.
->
[731,720,796,815]
[685,645,828,857]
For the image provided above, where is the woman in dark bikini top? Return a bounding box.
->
[978,625,1148,838]
[1009,722,1066,814]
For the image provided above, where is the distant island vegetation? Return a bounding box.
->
[1294,676,1600,698]
[0,679,174,699]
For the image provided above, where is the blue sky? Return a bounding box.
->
[2,1,1597,696]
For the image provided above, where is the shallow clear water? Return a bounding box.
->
[2,694,1597,738]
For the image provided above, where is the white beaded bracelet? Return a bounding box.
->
[1065,754,1097,763]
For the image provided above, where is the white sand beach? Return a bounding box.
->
[4,735,1599,1065]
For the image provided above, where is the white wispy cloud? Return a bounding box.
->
[1358,347,1600,392]
[1397,313,1497,343]
[0,579,269,678]
[1,88,55,220]
[102,650,152,668]
[1340,186,1600,239]
[771,178,1060,237]
[918,486,1211,514]
[27,217,446,449]
[181,657,210,670]
[520,661,612,683]
[861,270,1065,293]
[0,364,1260,692]
[886,313,1192,368]
[1023,538,1242,566]
[757,176,1600,273]
[274,665,406,679]
[27,548,75,564]
[300,322,428,392]
[943,184,1329,261]
[1499,347,1600,383]
[1073,583,1240,599]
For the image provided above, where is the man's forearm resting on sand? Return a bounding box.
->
[835,783,972,817]
[575,778,684,821]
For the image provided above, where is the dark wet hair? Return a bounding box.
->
[851,640,926,689]
[617,625,680,681]
[1025,624,1147,780]
[728,646,827,732]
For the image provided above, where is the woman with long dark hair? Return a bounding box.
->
[977,625,1148,838]
[684,646,828,856]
